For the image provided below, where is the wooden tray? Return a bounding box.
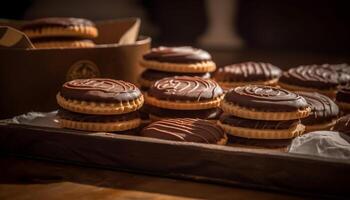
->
[0,121,349,199]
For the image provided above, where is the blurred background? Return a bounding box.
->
[1,0,350,67]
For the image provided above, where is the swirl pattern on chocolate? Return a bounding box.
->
[280,65,350,89]
[336,85,350,103]
[297,92,339,125]
[333,115,350,135]
[214,62,282,82]
[143,46,211,64]
[60,78,141,103]
[225,85,309,111]
[148,76,223,101]
[21,17,95,30]
[58,109,139,122]
[141,118,225,144]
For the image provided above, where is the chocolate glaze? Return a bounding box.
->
[336,85,350,103]
[333,114,350,135]
[60,78,141,103]
[57,109,139,122]
[220,114,300,130]
[141,69,211,82]
[214,62,282,82]
[280,65,350,89]
[298,92,339,125]
[225,85,309,112]
[144,104,222,120]
[21,17,95,30]
[143,46,211,64]
[141,118,225,144]
[148,76,223,101]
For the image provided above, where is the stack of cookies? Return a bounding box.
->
[144,76,224,121]
[138,46,216,91]
[21,17,98,48]
[56,78,144,132]
[217,85,311,148]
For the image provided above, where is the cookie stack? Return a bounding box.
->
[144,76,224,121]
[138,46,216,91]
[21,17,98,48]
[217,85,311,148]
[56,78,144,132]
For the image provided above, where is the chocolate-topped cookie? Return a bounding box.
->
[21,17,98,39]
[57,78,144,115]
[145,76,224,110]
[332,114,350,135]
[30,37,95,49]
[140,46,216,73]
[279,65,350,97]
[336,85,350,113]
[297,92,339,132]
[221,85,310,120]
[214,62,282,89]
[138,69,211,91]
[141,118,227,145]
[218,114,304,139]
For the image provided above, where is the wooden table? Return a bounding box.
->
[0,155,313,200]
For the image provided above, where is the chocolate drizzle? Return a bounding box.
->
[143,46,212,64]
[60,78,141,103]
[141,118,225,144]
[225,85,309,111]
[148,76,223,101]
[333,115,350,135]
[21,17,95,30]
[280,65,350,89]
[336,85,350,103]
[214,62,282,82]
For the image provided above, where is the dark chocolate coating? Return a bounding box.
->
[214,62,282,82]
[148,76,223,101]
[298,92,339,125]
[280,65,350,89]
[144,104,222,120]
[141,69,211,82]
[57,109,139,122]
[333,115,350,135]
[143,46,211,64]
[336,85,350,103]
[220,114,300,130]
[60,78,141,103]
[225,85,309,112]
[21,17,95,30]
[141,118,225,144]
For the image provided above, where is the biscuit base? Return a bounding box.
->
[145,93,223,110]
[220,100,310,121]
[304,120,336,133]
[23,25,98,39]
[138,76,155,89]
[217,78,279,90]
[278,82,336,98]
[58,118,141,132]
[57,93,144,115]
[140,59,216,73]
[217,121,305,139]
[34,40,95,49]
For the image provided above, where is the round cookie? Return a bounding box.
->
[57,78,144,115]
[336,85,350,113]
[21,17,98,39]
[31,38,95,48]
[332,114,350,135]
[140,46,216,73]
[145,76,224,110]
[57,109,140,132]
[138,69,211,90]
[140,118,227,145]
[279,65,350,97]
[221,85,311,120]
[214,62,282,89]
[218,114,305,139]
[297,92,339,132]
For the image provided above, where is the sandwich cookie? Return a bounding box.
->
[141,118,227,145]
[31,37,95,49]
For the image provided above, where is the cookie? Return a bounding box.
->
[297,92,339,132]
[21,17,98,39]
[57,78,144,115]
[218,114,305,139]
[145,76,224,110]
[279,65,350,97]
[31,38,95,48]
[57,109,140,132]
[138,69,211,90]
[221,85,311,121]
[336,85,350,113]
[214,62,282,89]
[140,46,216,73]
[140,118,227,145]
[332,114,350,135]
